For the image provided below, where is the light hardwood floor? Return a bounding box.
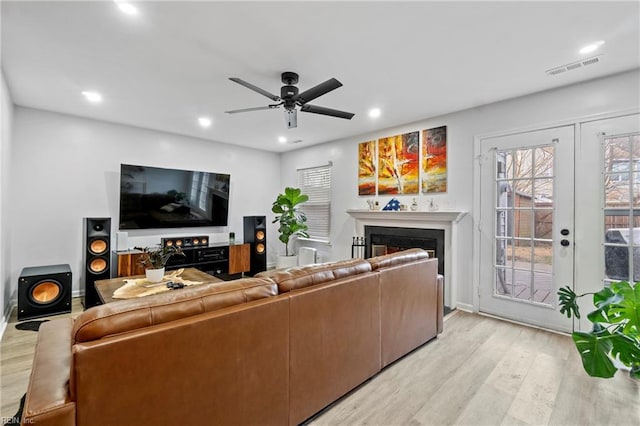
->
[308,311,640,426]
[0,298,83,419]
[1,302,638,425]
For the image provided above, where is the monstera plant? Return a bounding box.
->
[558,281,640,379]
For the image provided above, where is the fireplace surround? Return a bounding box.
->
[346,209,467,309]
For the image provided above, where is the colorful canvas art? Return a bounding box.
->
[377,132,419,195]
[422,126,447,193]
[358,140,377,195]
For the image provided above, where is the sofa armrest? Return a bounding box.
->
[437,274,444,334]
[23,318,76,425]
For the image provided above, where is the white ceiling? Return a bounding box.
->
[2,1,639,152]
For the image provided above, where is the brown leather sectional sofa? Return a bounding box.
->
[21,248,443,425]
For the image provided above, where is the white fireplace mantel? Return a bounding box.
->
[346,209,467,223]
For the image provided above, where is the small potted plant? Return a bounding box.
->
[272,187,309,268]
[134,245,185,282]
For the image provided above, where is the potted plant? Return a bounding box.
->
[134,245,185,282]
[272,187,309,268]
[558,282,640,379]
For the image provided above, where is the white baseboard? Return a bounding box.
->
[455,302,474,313]
[1,300,13,339]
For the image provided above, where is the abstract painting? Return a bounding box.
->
[422,126,447,193]
[358,140,377,195]
[377,131,419,194]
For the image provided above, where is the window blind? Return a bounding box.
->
[297,164,332,242]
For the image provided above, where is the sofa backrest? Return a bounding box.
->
[72,277,277,343]
[256,258,371,293]
[367,247,429,270]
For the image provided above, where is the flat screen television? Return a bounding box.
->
[119,164,230,230]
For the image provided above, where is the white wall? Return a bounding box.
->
[282,69,640,309]
[1,71,15,328]
[9,108,281,298]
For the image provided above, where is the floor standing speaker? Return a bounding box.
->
[244,216,266,276]
[83,217,112,308]
[18,264,72,321]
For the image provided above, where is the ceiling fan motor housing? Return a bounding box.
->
[281,71,299,85]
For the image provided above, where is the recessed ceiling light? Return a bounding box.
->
[198,117,212,128]
[579,40,605,55]
[82,91,102,103]
[368,108,381,118]
[114,1,138,16]
[278,136,288,143]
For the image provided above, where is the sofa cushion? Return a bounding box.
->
[256,258,372,293]
[367,248,429,270]
[72,277,277,343]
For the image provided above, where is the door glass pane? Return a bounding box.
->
[496,182,511,207]
[533,240,553,271]
[504,151,514,179]
[603,133,640,283]
[494,145,554,306]
[495,267,512,295]
[514,268,532,301]
[534,209,553,239]
[513,210,532,239]
[533,272,553,303]
[534,146,554,177]
[534,178,553,201]
[512,149,532,178]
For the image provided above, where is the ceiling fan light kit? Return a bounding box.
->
[225,71,355,129]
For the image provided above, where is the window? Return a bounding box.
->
[297,164,332,242]
[603,133,640,284]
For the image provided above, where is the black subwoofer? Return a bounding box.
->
[244,216,267,276]
[18,264,72,321]
[83,217,112,308]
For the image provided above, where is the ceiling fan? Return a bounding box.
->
[225,72,355,129]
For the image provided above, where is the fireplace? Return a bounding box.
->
[364,226,445,279]
[346,209,468,311]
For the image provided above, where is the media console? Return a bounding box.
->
[115,242,250,280]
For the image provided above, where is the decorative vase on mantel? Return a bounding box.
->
[145,267,165,283]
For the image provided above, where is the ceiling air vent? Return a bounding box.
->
[545,55,602,76]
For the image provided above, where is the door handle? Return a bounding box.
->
[560,239,570,247]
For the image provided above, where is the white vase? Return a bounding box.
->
[276,255,298,269]
[145,267,165,283]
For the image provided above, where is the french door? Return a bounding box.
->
[575,114,640,329]
[478,126,574,332]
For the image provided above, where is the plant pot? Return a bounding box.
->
[145,267,165,283]
[276,255,298,269]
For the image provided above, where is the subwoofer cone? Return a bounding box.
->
[256,243,265,254]
[256,231,265,241]
[30,280,62,305]
[89,238,108,255]
[88,257,108,274]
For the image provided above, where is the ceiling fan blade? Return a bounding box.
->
[300,104,354,120]
[229,78,281,101]
[286,109,297,129]
[224,105,279,114]
[295,78,343,104]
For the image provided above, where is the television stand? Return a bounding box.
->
[114,243,250,280]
